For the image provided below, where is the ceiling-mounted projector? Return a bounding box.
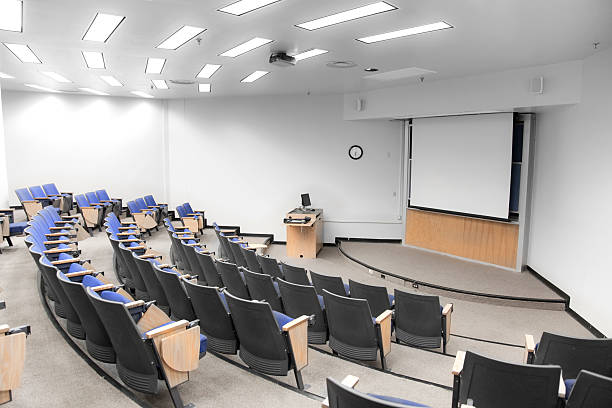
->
[269,52,296,67]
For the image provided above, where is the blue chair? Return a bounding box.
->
[29,185,62,210]
[126,200,157,235]
[1,209,28,250]
[175,205,200,235]
[144,195,168,218]
[75,194,103,233]
[135,197,161,224]
[15,187,44,220]
[43,183,73,212]
[183,202,204,230]
[96,189,122,216]
[85,191,112,219]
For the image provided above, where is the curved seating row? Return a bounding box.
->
[25,208,204,408]
[15,184,73,220]
[74,189,122,233]
[125,195,168,235]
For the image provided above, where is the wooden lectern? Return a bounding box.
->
[285,208,323,259]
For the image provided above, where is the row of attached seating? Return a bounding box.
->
[24,207,205,408]
[73,189,122,233]
[0,208,28,252]
[15,183,73,220]
[124,195,169,235]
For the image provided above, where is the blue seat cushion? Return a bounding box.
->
[273,281,280,297]
[565,378,576,399]
[388,294,395,306]
[68,263,87,273]
[82,275,105,288]
[273,311,294,329]
[218,292,230,313]
[368,394,430,407]
[343,283,350,295]
[100,290,131,304]
[9,222,28,235]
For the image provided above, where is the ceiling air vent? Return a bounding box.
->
[326,61,357,69]
[169,79,196,85]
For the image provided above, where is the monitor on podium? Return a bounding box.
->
[301,193,311,208]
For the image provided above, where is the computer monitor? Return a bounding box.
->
[301,193,311,208]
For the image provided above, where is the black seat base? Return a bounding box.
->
[239,347,289,376]
[329,335,378,362]
[86,340,116,364]
[395,327,441,349]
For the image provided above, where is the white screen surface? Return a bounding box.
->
[410,113,513,219]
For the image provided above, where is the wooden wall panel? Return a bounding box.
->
[405,209,519,268]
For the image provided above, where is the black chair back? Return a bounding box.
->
[218,235,237,264]
[183,280,238,354]
[566,370,612,408]
[216,260,250,299]
[535,332,612,379]
[323,289,378,361]
[224,290,290,376]
[133,257,170,314]
[195,252,224,287]
[243,269,283,312]
[393,290,442,348]
[169,234,190,272]
[108,235,133,289]
[311,271,347,296]
[87,288,159,394]
[120,246,149,300]
[280,262,310,285]
[228,240,249,268]
[241,246,262,273]
[257,254,284,279]
[326,377,412,408]
[348,279,392,318]
[57,272,115,362]
[460,351,561,408]
[153,265,196,321]
[181,242,204,279]
[277,278,327,344]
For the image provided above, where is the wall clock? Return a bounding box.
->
[348,145,363,160]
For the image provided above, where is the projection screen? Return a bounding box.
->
[410,113,513,219]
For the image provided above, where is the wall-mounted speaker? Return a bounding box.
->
[355,98,365,112]
[530,76,544,94]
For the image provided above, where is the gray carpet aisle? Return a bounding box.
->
[0,217,595,408]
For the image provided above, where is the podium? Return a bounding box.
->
[285,208,323,259]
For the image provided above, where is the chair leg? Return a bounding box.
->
[293,368,304,390]
[380,349,387,371]
[168,386,194,408]
[451,375,461,408]
[6,237,13,247]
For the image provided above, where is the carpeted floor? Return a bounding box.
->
[0,214,594,408]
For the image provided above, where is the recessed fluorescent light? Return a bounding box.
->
[0,72,15,79]
[220,37,273,57]
[79,88,110,96]
[25,84,61,93]
[131,91,155,99]
[241,70,269,83]
[82,13,125,43]
[3,43,41,63]
[196,64,222,79]
[198,83,211,93]
[0,0,22,32]
[357,21,453,43]
[82,51,106,69]
[152,79,169,89]
[219,0,282,16]
[100,75,123,87]
[157,26,206,50]
[292,49,328,61]
[145,57,166,74]
[296,1,396,31]
[41,71,72,83]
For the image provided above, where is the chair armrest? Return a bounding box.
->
[283,315,309,371]
[91,284,115,292]
[45,232,66,237]
[43,248,74,254]
[145,320,189,339]
[44,239,71,245]
[64,270,96,278]
[99,200,113,203]
[452,350,466,375]
[119,238,141,243]
[125,300,145,309]
[21,200,38,203]
[442,303,453,345]
[127,245,146,251]
[375,310,393,358]
[120,220,134,225]
[177,236,196,240]
[245,244,267,250]
[49,226,70,230]
[51,258,81,265]
[0,324,10,334]
[60,215,75,219]
[139,253,162,259]
[223,235,239,239]
[524,334,536,363]
[157,264,174,269]
[558,373,566,398]
[34,196,49,200]
[185,243,202,247]
[118,226,134,230]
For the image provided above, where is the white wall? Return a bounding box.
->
[0,83,9,207]
[529,48,612,336]
[344,60,583,120]
[1,91,165,206]
[167,94,404,242]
